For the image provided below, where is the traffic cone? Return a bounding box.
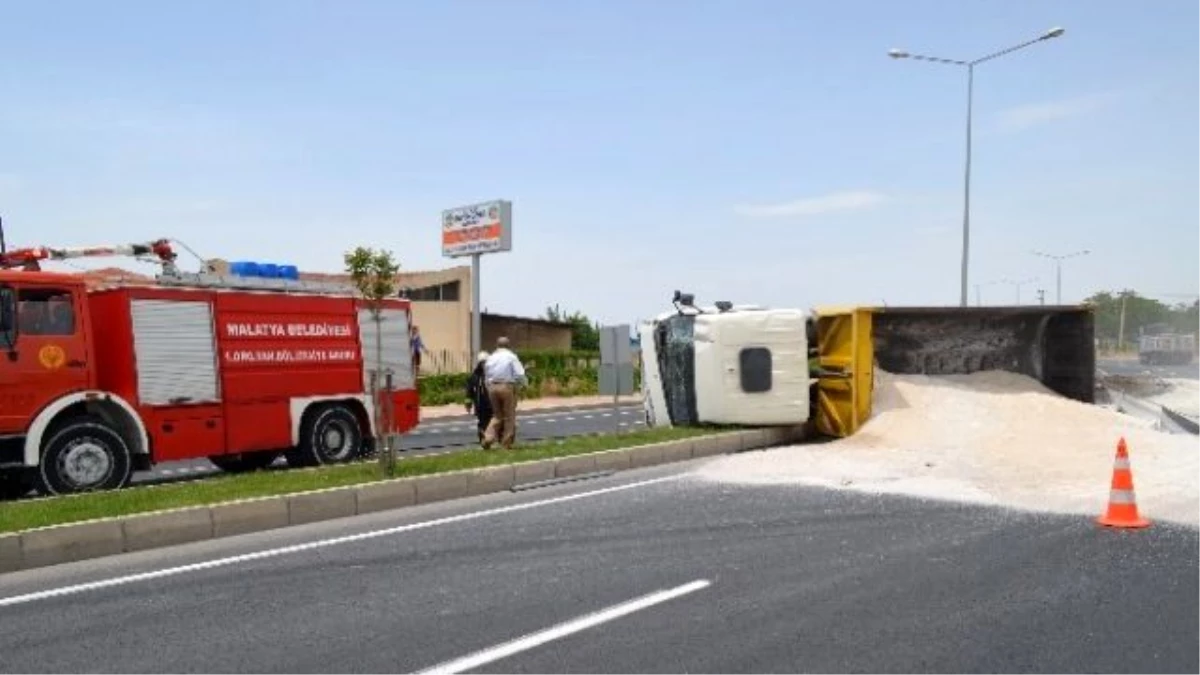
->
[1097,437,1150,529]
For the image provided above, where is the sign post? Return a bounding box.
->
[441,200,513,359]
[599,324,634,433]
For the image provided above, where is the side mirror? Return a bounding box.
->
[0,287,14,333]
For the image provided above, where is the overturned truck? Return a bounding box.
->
[640,296,1095,438]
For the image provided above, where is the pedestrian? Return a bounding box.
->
[410,325,430,377]
[481,336,526,450]
[465,350,494,444]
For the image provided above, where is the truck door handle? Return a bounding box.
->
[67,359,86,368]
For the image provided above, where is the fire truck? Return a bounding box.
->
[0,236,419,498]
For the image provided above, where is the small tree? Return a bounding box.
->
[544,303,601,351]
[344,246,401,475]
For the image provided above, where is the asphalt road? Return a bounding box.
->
[1097,358,1199,381]
[2,460,1195,673]
[137,402,646,485]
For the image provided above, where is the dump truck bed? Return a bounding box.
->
[870,306,1095,403]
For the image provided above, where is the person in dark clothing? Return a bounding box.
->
[465,351,494,444]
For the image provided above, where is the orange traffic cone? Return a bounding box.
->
[1097,437,1150,529]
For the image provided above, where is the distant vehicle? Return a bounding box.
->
[1137,324,1196,365]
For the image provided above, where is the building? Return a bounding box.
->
[80,261,572,374]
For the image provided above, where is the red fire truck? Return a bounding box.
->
[0,238,419,498]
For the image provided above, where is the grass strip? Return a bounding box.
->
[0,426,723,534]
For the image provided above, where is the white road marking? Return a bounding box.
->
[160,470,175,476]
[564,417,576,421]
[413,579,712,675]
[526,420,539,425]
[601,413,613,418]
[582,415,594,419]
[0,476,680,608]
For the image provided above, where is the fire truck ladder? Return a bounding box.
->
[0,233,363,297]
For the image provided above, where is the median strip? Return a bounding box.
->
[0,425,805,574]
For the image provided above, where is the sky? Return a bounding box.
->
[1,0,1197,326]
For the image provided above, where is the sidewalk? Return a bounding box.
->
[421,394,644,420]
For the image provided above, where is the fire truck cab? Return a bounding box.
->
[0,249,419,499]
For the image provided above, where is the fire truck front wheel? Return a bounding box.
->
[37,417,133,495]
[288,404,364,467]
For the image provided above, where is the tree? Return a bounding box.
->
[543,303,600,351]
[1082,290,1198,349]
[344,246,401,475]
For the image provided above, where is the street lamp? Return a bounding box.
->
[973,279,1002,306]
[1032,249,1090,304]
[1002,276,1039,305]
[889,27,1066,307]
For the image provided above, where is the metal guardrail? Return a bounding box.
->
[1162,406,1199,435]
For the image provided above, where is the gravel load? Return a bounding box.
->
[695,370,1199,526]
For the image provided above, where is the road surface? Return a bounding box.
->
[2,460,1195,674]
[1097,358,1199,381]
[136,402,646,485]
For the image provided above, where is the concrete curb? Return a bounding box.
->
[1,426,805,574]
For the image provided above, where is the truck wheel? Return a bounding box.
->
[36,417,133,495]
[0,471,32,500]
[208,451,280,473]
[289,404,363,467]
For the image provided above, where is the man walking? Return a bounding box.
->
[465,350,493,444]
[481,336,526,450]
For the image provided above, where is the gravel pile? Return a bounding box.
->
[696,370,1199,526]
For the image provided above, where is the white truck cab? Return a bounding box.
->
[640,293,813,429]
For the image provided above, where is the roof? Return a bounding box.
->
[0,269,96,286]
[480,312,571,328]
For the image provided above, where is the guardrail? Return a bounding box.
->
[1162,406,1199,435]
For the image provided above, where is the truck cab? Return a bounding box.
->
[0,271,99,494]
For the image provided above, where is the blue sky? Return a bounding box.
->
[2,0,1196,325]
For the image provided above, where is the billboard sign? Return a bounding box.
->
[441,199,513,258]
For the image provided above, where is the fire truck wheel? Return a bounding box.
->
[37,417,133,495]
[293,404,364,466]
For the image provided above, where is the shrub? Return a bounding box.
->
[417,349,637,405]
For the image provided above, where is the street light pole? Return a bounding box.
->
[1003,277,1038,305]
[1032,249,1090,304]
[889,27,1065,307]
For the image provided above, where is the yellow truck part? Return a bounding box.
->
[812,306,874,438]
[810,304,1096,438]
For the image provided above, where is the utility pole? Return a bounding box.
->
[1037,289,1046,306]
[1118,291,1129,352]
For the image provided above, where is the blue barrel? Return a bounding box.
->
[259,263,280,278]
[230,261,255,277]
[278,265,299,280]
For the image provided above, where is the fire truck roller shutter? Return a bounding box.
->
[130,299,221,405]
[356,306,414,392]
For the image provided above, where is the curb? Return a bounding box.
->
[0,426,804,574]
